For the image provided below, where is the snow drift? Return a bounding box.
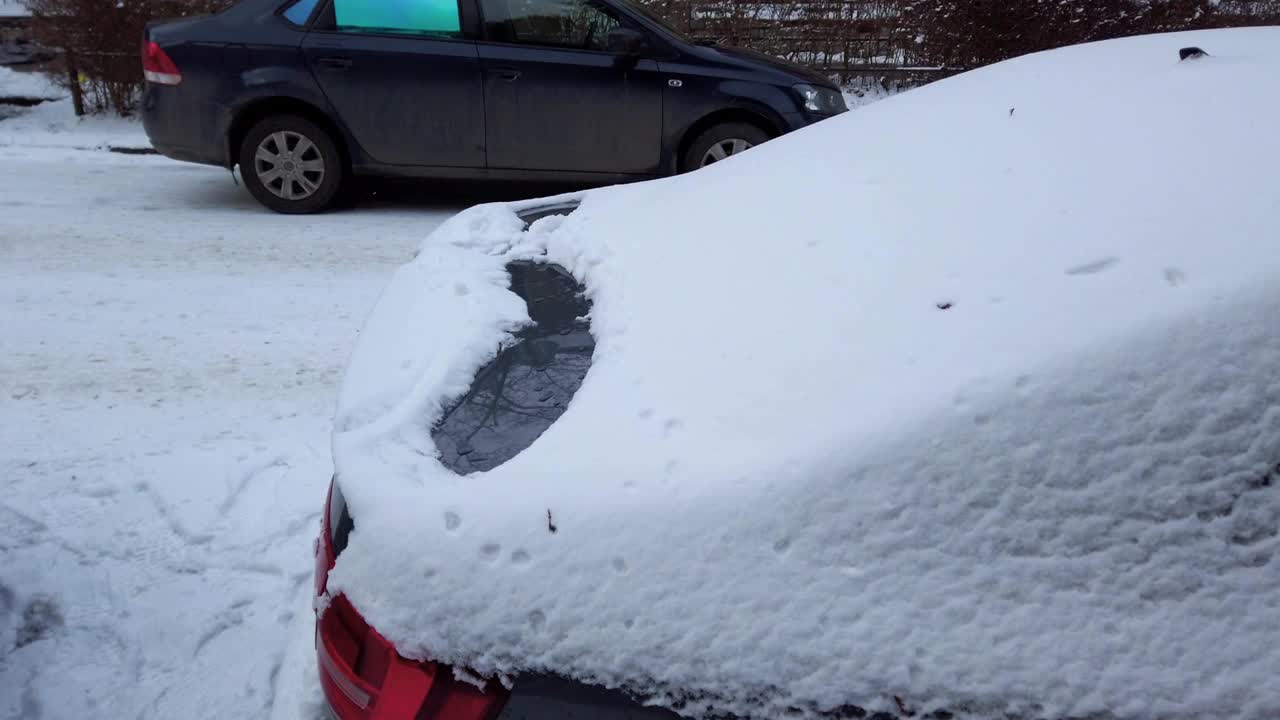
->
[328,27,1280,720]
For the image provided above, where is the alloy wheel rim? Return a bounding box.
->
[700,138,754,167]
[255,130,325,201]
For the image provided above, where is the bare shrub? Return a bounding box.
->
[899,0,1280,73]
[636,0,935,86]
[23,0,1280,116]
[635,0,1280,86]
[25,0,229,115]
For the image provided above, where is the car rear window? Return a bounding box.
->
[331,0,462,36]
[432,262,593,474]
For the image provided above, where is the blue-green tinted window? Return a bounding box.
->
[334,0,462,35]
[282,0,319,25]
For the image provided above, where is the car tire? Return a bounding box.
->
[680,122,771,173]
[239,115,344,214]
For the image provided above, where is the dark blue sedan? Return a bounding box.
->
[140,0,846,212]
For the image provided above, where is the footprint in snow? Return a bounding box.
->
[443,511,462,532]
[15,596,64,648]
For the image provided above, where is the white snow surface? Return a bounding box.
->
[328,28,1280,720]
[0,139,464,718]
[0,66,62,100]
[0,0,27,17]
[0,96,151,150]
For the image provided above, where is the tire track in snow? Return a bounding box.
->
[0,502,92,561]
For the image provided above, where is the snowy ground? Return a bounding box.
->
[842,83,900,109]
[0,67,150,149]
[0,97,149,148]
[0,138,472,719]
[0,68,60,102]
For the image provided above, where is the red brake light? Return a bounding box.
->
[142,40,182,86]
[315,480,507,719]
[317,594,511,719]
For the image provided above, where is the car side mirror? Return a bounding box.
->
[607,27,646,56]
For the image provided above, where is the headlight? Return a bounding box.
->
[793,84,848,115]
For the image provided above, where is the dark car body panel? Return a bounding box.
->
[697,44,836,86]
[301,32,487,167]
[141,0,844,182]
[478,45,666,173]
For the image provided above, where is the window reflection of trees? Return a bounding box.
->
[502,0,620,49]
[433,264,594,474]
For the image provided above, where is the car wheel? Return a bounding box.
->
[681,122,771,172]
[239,115,344,214]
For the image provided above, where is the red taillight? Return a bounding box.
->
[141,40,182,86]
[315,479,508,718]
[317,594,510,719]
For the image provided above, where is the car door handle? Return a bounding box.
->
[492,68,521,81]
[317,56,352,70]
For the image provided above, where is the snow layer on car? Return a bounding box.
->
[329,28,1280,720]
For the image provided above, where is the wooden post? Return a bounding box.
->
[64,49,84,116]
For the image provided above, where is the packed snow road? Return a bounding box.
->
[0,147,466,720]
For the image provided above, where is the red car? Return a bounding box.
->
[310,27,1280,720]
[313,204,696,719]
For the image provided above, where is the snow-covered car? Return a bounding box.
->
[313,27,1280,720]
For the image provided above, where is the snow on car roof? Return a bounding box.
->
[329,27,1280,720]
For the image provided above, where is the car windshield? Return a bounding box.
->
[613,0,692,43]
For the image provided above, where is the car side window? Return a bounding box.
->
[325,0,463,37]
[281,0,320,26]
[480,0,621,52]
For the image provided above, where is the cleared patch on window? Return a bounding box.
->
[433,262,593,474]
